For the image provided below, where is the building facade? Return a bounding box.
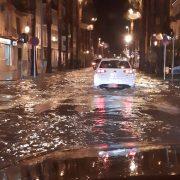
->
[138,0,171,74]
[170,0,180,66]
[0,0,31,80]
[0,0,96,80]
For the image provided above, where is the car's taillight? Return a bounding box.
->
[123,69,133,74]
[97,69,106,73]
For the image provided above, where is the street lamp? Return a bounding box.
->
[87,24,94,31]
[87,24,94,54]
[124,34,133,44]
[125,26,130,34]
[127,8,141,67]
[124,34,133,59]
[52,36,58,42]
[79,0,83,4]
[91,17,97,22]
[153,41,158,46]
[127,8,141,34]
[24,26,30,34]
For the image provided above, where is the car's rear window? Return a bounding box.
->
[99,60,130,69]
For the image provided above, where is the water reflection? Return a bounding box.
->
[1,145,180,179]
[93,91,134,117]
[91,90,146,143]
[0,69,180,171]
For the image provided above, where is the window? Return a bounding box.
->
[99,60,130,69]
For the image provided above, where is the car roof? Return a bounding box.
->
[100,58,129,62]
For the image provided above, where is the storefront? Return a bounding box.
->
[0,37,18,80]
[0,37,12,67]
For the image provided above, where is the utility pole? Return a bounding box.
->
[31,0,38,77]
[46,0,52,73]
[171,37,175,81]
[76,0,80,68]
[40,0,44,73]
[65,0,69,69]
[58,0,62,70]
[163,44,167,80]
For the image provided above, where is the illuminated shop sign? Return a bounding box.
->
[0,37,11,45]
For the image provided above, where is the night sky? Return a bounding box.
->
[93,0,129,54]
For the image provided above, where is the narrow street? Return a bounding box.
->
[0,68,180,169]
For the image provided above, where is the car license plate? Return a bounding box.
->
[108,84,118,88]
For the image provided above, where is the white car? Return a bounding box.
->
[94,58,135,88]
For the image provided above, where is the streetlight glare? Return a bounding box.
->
[124,34,133,44]
[79,0,83,4]
[154,41,158,46]
[128,8,134,15]
[91,17,97,22]
[24,26,30,33]
[87,24,94,31]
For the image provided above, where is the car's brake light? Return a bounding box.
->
[97,69,106,73]
[123,69,133,74]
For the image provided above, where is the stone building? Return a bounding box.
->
[0,0,31,80]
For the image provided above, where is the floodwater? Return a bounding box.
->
[0,68,180,170]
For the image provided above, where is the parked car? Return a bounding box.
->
[91,58,101,70]
[172,65,180,75]
[93,58,135,88]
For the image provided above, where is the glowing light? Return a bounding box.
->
[87,24,94,31]
[129,151,136,156]
[124,34,133,44]
[98,55,102,58]
[154,41,158,46]
[24,26,30,33]
[156,33,163,40]
[130,160,137,172]
[79,0,83,4]
[128,9,134,15]
[91,17,97,22]
[52,36,58,42]
[128,9,141,20]
[60,170,64,176]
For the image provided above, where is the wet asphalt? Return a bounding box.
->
[0,68,180,169]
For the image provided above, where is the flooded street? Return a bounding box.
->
[0,68,180,169]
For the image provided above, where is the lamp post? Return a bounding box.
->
[127,9,141,34]
[171,37,175,81]
[87,24,94,55]
[91,17,97,22]
[84,50,89,68]
[127,8,141,66]
[124,34,133,59]
[125,26,130,34]
[24,26,30,77]
[24,26,30,34]
[124,34,133,44]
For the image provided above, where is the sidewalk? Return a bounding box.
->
[0,71,20,81]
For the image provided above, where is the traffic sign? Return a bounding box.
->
[162,34,170,46]
[30,37,39,46]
